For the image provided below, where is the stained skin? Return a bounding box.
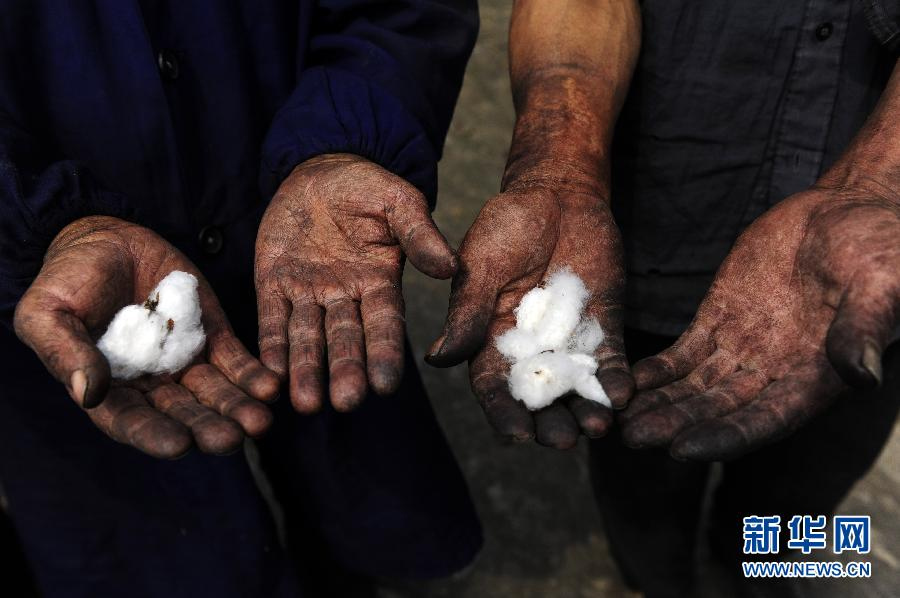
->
[254,153,458,414]
[14,216,279,458]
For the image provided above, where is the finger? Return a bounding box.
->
[565,396,613,438]
[826,276,899,389]
[360,282,405,396]
[180,364,273,438]
[670,362,839,461]
[86,386,192,459]
[14,294,111,408]
[426,263,500,367]
[287,303,326,414]
[257,288,291,381]
[206,321,280,403]
[386,188,457,279]
[632,318,717,391]
[581,288,633,409]
[594,342,634,410]
[533,401,580,449]
[325,299,367,412]
[622,349,736,423]
[622,368,768,449]
[146,382,245,455]
[471,363,535,442]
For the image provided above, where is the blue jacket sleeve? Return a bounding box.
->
[260,0,479,205]
[0,112,134,326]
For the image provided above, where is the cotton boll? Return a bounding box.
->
[153,271,202,328]
[574,375,611,408]
[514,286,552,332]
[568,352,599,371]
[567,353,611,407]
[96,270,206,380]
[508,352,581,410]
[530,269,590,349]
[499,268,610,410]
[97,305,169,380]
[496,327,542,361]
[154,323,206,374]
[568,317,604,354]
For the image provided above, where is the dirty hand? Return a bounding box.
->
[255,153,457,413]
[14,216,279,458]
[427,176,632,449]
[622,185,900,460]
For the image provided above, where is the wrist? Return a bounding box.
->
[817,63,900,205]
[502,72,613,200]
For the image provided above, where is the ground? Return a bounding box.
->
[392,2,900,596]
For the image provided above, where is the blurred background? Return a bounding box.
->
[397,2,900,597]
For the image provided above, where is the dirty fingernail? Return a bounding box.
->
[426,335,446,359]
[70,369,89,406]
[861,340,883,387]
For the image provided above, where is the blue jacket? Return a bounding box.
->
[0,0,479,324]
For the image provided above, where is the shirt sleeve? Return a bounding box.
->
[259,0,479,205]
[0,111,134,327]
[863,0,900,54]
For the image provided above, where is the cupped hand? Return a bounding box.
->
[255,154,457,413]
[426,178,632,449]
[14,216,279,458]
[622,184,900,460]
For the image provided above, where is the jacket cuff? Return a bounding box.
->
[259,66,439,206]
[0,161,134,324]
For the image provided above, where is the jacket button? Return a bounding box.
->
[157,49,180,80]
[815,22,833,41]
[198,226,223,255]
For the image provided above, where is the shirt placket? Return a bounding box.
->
[761,0,852,207]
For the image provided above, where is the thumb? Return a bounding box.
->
[825,277,899,389]
[425,261,499,367]
[14,291,111,408]
[387,189,458,279]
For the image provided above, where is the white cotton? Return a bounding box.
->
[97,271,206,380]
[97,305,170,380]
[507,351,611,410]
[152,271,203,328]
[509,352,581,410]
[568,317,605,354]
[496,268,610,410]
[495,327,542,362]
[514,286,552,332]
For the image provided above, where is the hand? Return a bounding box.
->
[426,178,633,449]
[255,154,457,412]
[622,184,900,460]
[14,216,279,458]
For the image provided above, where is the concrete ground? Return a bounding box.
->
[396,2,900,597]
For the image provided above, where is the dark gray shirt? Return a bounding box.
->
[613,0,899,336]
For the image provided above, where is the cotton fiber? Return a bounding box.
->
[496,269,610,410]
[97,271,206,379]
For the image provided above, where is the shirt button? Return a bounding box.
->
[157,49,180,80]
[198,226,224,255]
[815,22,833,41]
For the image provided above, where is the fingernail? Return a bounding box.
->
[70,370,88,406]
[426,335,446,360]
[861,340,883,387]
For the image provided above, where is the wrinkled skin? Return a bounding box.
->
[255,153,457,413]
[622,184,900,461]
[14,216,280,459]
[427,179,633,449]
